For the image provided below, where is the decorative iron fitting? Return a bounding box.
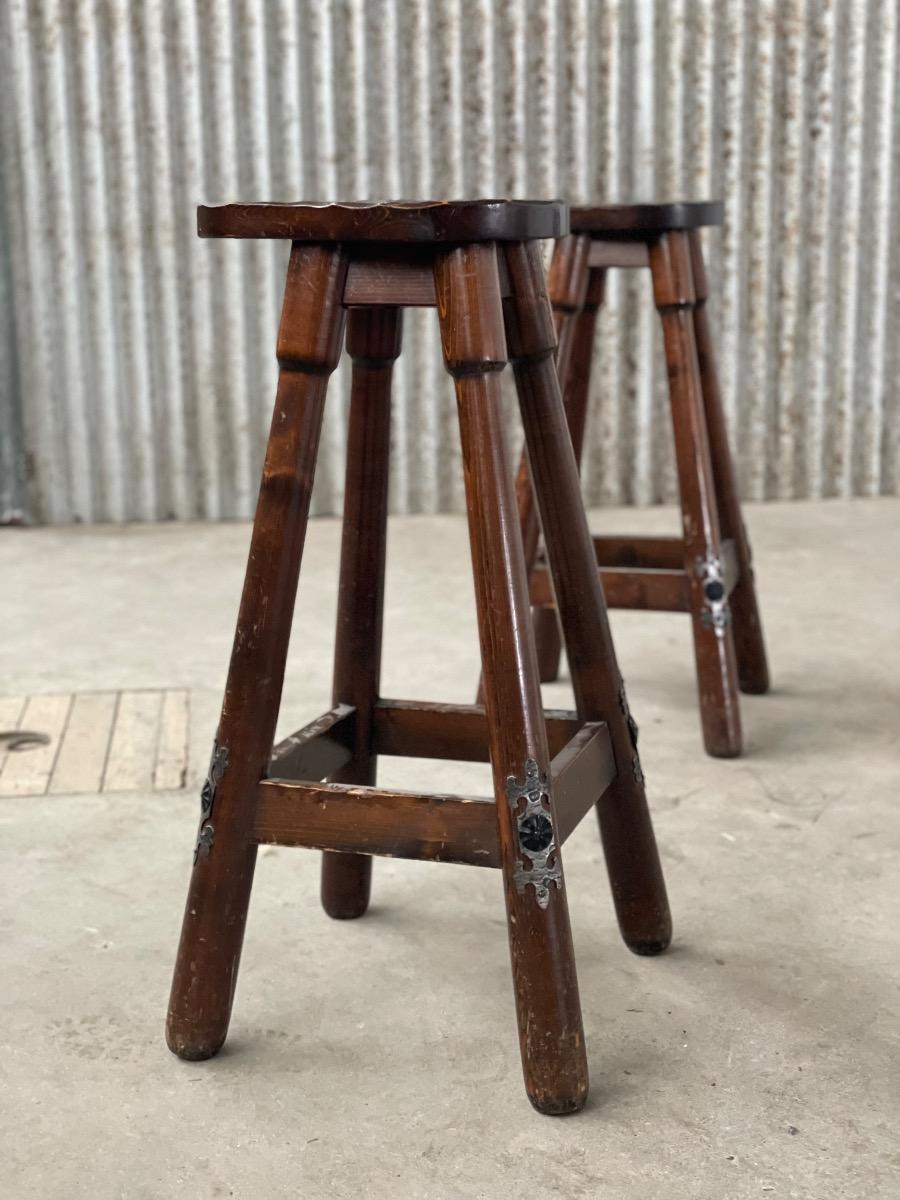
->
[617,679,640,751]
[195,739,228,862]
[505,759,562,910]
[695,550,731,637]
[618,679,645,786]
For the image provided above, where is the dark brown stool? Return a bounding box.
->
[524,202,770,758]
[166,200,671,1116]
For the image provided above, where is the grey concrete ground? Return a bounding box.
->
[1,499,898,1199]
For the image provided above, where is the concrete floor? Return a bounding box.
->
[1,499,898,1199]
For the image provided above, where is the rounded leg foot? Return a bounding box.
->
[738,659,770,696]
[527,1078,589,1116]
[321,851,372,919]
[703,719,742,759]
[166,1018,227,1062]
[626,930,673,957]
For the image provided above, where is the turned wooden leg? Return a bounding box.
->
[435,242,588,1116]
[503,240,672,957]
[689,231,770,695]
[166,244,348,1060]
[320,307,401,919]
[532,254,607,684]
[650,231,742,758]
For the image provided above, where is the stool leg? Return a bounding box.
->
[320,307,401,918]
[502,240,672,957]
[435,242,588,1116]
[167,244,348,1060]
[689,231,770,695]
[650,231,742,758]
[532,258,607,683]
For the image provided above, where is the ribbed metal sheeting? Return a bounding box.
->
[1,1,897,523]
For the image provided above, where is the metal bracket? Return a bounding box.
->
[194,739,228,862]
[695,550,731,637]
[505,758,562,910]
[618,679,645,787]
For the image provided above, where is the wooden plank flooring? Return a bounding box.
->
[0,690,190,797]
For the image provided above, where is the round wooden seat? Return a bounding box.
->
[570,200,723,237]
[197,199,567,243]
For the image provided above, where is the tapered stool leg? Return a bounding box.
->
[167,244,348,1060]
[688,231,770,695]
[650,232,742,758]
[503,241,672,956]
[436,242,588,1116]
[533,259,607,684]
[486,236,595,694]
[321,307,401,919]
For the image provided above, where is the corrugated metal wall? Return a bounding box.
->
[1,1,898,524]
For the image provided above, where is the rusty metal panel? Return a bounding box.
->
[0,0,897,522]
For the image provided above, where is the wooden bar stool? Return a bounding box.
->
[525,202,770,758]
[166,200,672,1116]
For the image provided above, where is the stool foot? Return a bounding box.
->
[321,851,372,919]
[167,1021,230,1062]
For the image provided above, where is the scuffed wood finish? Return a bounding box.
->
[321,307,401,918]
[256,779,500,867]
[373,699,582,762]
[502,240,672,959]
[689,230,770,695]
[650,231,742,757]
[256,720,614,868]
[435,241,589,1116]
[167,243,348,1062]
[198,199,566,243]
